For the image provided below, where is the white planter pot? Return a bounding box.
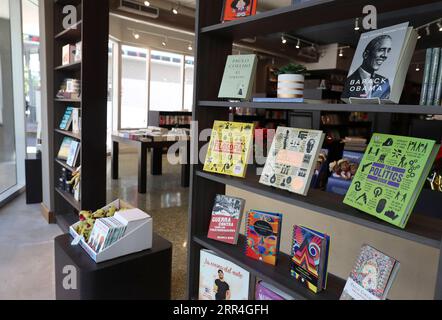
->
[277,74,304,99]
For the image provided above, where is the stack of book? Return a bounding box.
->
[420,47,442,106]
[342,136,367,152]
[87,216,127,253]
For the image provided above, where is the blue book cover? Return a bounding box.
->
[326,151,364,195]
[59,106,74,130]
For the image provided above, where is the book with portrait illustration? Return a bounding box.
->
[207,194,245,245]
[203,121,254,178]
[341,22,418,104]
[198,249,250,300]
[343,133,438,228]
[259,127,325,196]
[245,210,282,266]
[340,244,400,300]
[222,0,257,22]
[218,54,258,101]
[291,225,330,293]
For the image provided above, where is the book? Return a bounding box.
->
[66,140,80,167]
[340,244,400,300]
[343,133,438,228]
[218,54,258,101]
[222,0,257,22]
[326,151,364,196]
[426,48,441,105]
[433,48,442,106]
[207,194,245,245]
[57,137,73,161]
[259,127,325,196]
[245,210,283,266]
[62,44,75,65]
[59,106,74,130]
[291,225,330,293]
[255,281,295,300]
[252,97,304,103]
[198,249,250,300]
[341,22,418,104]
[419,48,433,105]
[203,121,254,178]
[72,108,80,133]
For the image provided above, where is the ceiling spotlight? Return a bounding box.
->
[188,43,193,51]
[416,64,420,72]
[417,32,422,39]
[133,31,140,40]
[144,1,150,6]
[281,35,287,44]
[296,39,300,49]
[438,20,442,32]
[162,40,167,47]
[339,48,344,57]
[426,25,431,36]
[172,2,180,15]
[354,18,360,31]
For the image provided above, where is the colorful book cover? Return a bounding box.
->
[291,225,330,293]
[259,127,325,196]
[343,133,437,228]
[207,194,245,245]
[59,106,73,130]
[326,151,364,195]
[218,54,258,100]
[433,49,442,106]
[426,48,441,105]
[245,210,282,266]
[340,244,400,300]
[199,249,250,300]
[255,281,294,300]
[420,48,433,105]
[66,140,80,167]
[222,0,257,22]
[57,137,73,161]
[203,121,254,178]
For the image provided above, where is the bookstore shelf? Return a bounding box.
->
[55,187,81,211]
[55,159,76,172]
[193,235,345,300]
[199,101,442,115]
[200,0,441,39]
[196,169,442,248]
[54,98,81,103]
[55,61,82,71]
[54,20,82,41]
[55,0,82,5]
[54,128,81,140]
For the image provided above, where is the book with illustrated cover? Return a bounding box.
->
[341,22,418,104]
[199,249,250,300]
[255,280,295,300]
[245,210,282,266]
[259,127,325,196]
[66,140,80,167]
[343,133,438,228]
[57,137,73,161]
[291,225,330,293]
[218,54,258,101]
[222,0,257,22]
[203,121,254,178]
[59,106,74,130]
[340,244,400,300]
[207,194,245,245]
[326,151,364,196]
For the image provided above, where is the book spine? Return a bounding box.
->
[433,50,442,106]
[420,48,433,105]
[426,48,441,105]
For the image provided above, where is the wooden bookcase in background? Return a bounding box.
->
[188,0,442,300]
[52,0,109,232]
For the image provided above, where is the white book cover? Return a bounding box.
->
[199,249,249,300]
[259,127,325,196]
[341,22,414,103]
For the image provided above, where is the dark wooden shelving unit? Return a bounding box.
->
[51,0,109,232]
[188,0,442,300]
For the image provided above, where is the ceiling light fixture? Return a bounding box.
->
[162,37,167,46]
[144,1,150,6]
[133,31,140,39]
[339,48,344,57]
[415,64,420,72]
[188,43,193,51]
[172,2,180,15]
[281,35,287,44]
[296,39,300,49]
[354,18,360,31]
[438,20,442,31]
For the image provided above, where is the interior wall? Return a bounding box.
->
[227,185,440,300]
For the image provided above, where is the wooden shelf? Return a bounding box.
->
[54,98,81,103]
[55,0,81,5]
[55,128,81,140]
[55,61,81,71]
[55,187,81,211]
[193,235,345,300]
[54,20,82,41]
[54,158,76,172]
[199,101,442,115]
[195,169,442,248]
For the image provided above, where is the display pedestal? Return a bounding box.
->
[54,233,172,300]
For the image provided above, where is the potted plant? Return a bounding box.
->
[275,63,308,99]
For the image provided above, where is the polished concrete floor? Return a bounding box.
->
[0,147,189,300]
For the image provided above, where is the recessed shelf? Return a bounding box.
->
[54,20,82,41]
[54,98,81,103]
[195,169,442,248]
[55,158,77,172]
[55,128,81,140]
[199,101,442,115]
[55,187,81,211]
[55,61,81,71]
[193,235,345,300]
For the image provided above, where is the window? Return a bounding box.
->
[120,45,148,129]
[183,56,194,111]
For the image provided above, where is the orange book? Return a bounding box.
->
[222,0,257,22]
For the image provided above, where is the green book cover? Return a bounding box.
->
[218,54,258,100]
[343,133,437,228]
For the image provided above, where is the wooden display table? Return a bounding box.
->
[54,233,172,300]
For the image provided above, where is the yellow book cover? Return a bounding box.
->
[203,121,254,178]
